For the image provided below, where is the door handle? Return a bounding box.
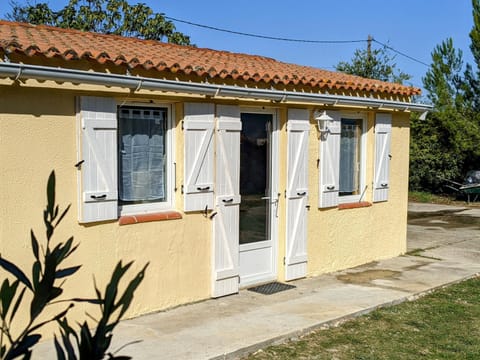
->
[261,197,279,217]
[222,198,234,203]
[381,183,388,187]
[90,194,106,200]
[297,191,307,196]
[326,185,335,190]
[197,186,210,191]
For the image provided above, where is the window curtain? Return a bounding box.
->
[339,120,358,194]
[119,108,166,202]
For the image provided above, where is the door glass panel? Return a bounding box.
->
[239,113,271,245]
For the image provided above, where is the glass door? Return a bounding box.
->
[239,113,271,244]
[239,112,276,286]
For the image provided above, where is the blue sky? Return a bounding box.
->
[1,1,475,93]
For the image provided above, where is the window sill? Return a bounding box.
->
[119,210,182,225]
[338,201,372,210]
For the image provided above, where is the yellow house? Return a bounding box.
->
[0,21,430,318]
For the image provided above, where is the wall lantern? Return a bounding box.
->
[315,110,333,134]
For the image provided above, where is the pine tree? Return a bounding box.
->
[335,36,411,84]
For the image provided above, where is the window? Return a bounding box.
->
[118,105,173,215]
[78,97,175,223]
[339,117,365,202]
[339,119,361,196]
[319,110,391,208]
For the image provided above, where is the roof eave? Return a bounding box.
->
[0,62,432,112]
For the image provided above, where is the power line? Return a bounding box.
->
[372,38,430,67]
[165,16,430,68]
[164,16,366,44]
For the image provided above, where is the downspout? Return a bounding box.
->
[0,62,433,113]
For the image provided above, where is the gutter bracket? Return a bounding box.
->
[134,79,143,92]
[419,111,429,120]
[14,64,23,81]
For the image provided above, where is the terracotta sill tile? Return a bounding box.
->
[119,211,182,225]
[338,202,372,210]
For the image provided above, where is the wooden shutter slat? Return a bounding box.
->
[319,111,341,208]
[373,113,392,202]
[183,103,215,212]
[212,105,241,297]
[285,109,310,281]
[78,96,118,223]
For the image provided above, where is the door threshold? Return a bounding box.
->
[239,274,277,289]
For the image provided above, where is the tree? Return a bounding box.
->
[423,39,465,109]
[409,40,465,191]
[410,36,480,192]
[465,0,480,111]
[7,0,192,45]
[335,36,411,84]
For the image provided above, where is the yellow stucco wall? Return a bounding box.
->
[306,111,410,275]
[0,81,410,331]
[0,86,212,326]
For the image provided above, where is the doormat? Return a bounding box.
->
[247,281,296,295]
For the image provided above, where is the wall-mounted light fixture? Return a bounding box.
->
[315,110,333,134]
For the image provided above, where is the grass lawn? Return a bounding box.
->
[246,276,480,359]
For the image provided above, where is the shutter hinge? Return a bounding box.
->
[181,120,184,130]
[283,257,286,265]
[181,185,184,194]
[238,276,241,284]
[284,190,287,198]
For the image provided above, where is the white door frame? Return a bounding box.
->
[238,107,279,287]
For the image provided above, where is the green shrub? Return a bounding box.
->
[0,171,148,359]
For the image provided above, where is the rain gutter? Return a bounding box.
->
[0,62,432,112]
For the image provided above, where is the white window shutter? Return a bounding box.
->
[373,113,392,202]
[78,96,118,223]
[319,111,341,208]
[183,103,215,212]
[285,109,310,281]
[212,105,241,297]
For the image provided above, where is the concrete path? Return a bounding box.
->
[34,203,480,359]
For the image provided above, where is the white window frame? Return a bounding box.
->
[338,112,367,204]
[118,102,175,216]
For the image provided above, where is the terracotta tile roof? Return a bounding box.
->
[0,21,420,96]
